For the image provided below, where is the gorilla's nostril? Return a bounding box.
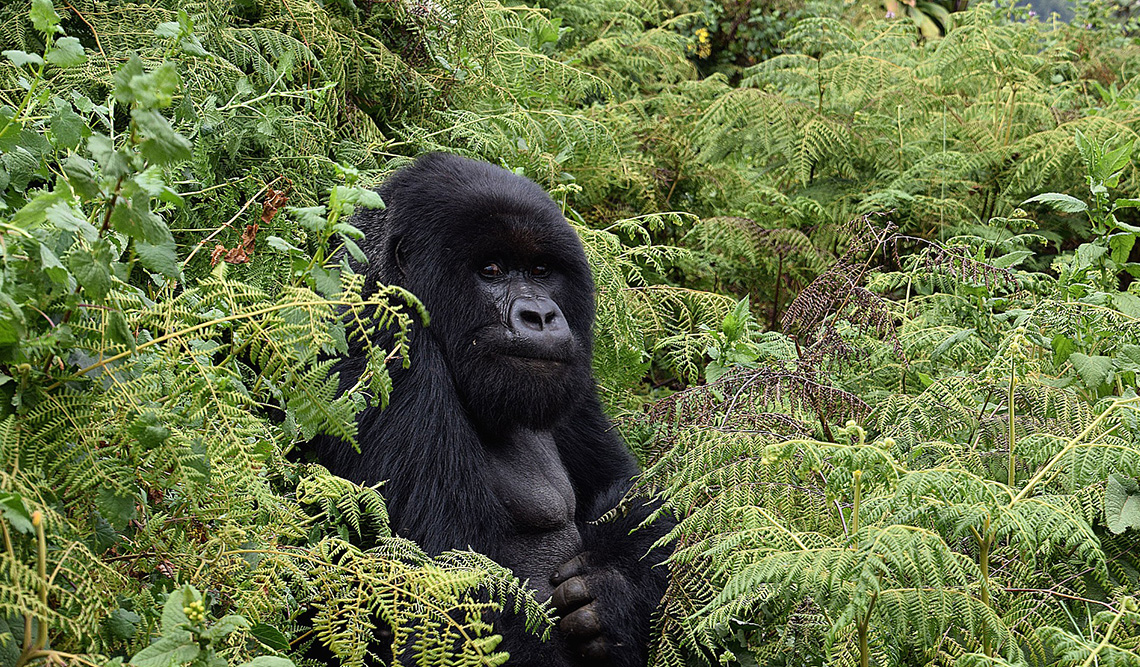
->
[545,311,556,325]
[520,309,544,329]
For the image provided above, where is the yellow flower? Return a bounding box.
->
[696,27,710,43]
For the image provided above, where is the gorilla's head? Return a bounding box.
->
[365,154,597,432]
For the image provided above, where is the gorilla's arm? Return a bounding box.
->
[551,400,674,667]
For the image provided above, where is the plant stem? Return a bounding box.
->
[1007,355,1016,487]
[852,469,862,535]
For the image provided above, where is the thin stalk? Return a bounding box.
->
[852,470,863,536]
[1007,355,1016,487]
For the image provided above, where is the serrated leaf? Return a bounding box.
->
[135,240,180,278]
[95,487,136,531]
[129,412,170,448]
[44,36,85,67]
[46,201,99,243]
[50,101,87,150]
[105,609,140,641]
[107,309,135,351]
[990,250,1033,269]
[932,328,976,362]
[88,133,131,179]
[69,240,114,300]
[160,586,194,633]
[132,109,191,165]
[1114,293,1140,319]
[1109,233,1136,265]
[201,614,249,641]
[130,631,198,667]
[1117,345,1140,373]
[40,243,69,285]
[63,154,101,199]
[1105,474,1140,535]
[1023,192,1088,213]
[112,196,172,245]
[1068,352,1114,389]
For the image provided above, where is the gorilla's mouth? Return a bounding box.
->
[498,350,572,364]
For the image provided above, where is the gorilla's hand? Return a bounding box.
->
[551,552,635,664]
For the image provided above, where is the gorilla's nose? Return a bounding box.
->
[510,297,571,344]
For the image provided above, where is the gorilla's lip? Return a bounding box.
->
[498,350,571,364]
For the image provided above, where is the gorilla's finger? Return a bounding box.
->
[551,552,590,586]
[559,602,602,638]
[579,636,610,662]
[551,575,592,612]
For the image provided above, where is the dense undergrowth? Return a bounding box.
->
[1,0,1139,666]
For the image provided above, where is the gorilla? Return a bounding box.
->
[312,153,673,667]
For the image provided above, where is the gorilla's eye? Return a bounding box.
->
[479,263,503,278]
[530,265,550,278]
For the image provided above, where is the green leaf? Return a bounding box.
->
[62,154,101,199]
[135,240,180,279]
[132,110,192,165]
[130,631,199,667]
[44,36,86,67]
[1111,198,1140,210]
[39,243,69,285]
[0,493,34,534]
[200,614,249,641]
[1113,293,1140,319]
[95,487,137,531]
[50,100,88,150]
[88,133,131,179]
[1105,474,1140,535]
[1022,192,1088,213]
[249,624,291,653]
[989,250,1033,269]
[1068,352,1114,390]
[932,328,977,362]
[30,0,61,34]
[161,585,195,633]
[1117,345,1140,374]
[235,658,295,667]
[107,309,135,351]
[1109,233,1136,265]
[112,196,173,245]
[105,609,140,641]
[129,412,170,448]
[3,50,44,68]
[46,201,99,243]
[69,240,114,300]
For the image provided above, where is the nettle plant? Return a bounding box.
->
[1024,130,1140,294]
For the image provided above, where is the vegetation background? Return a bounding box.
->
[1,0,1140,666]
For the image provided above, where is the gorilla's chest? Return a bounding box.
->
[487,430,582,600]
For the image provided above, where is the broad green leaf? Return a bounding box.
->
[69,240,114,300]
[106,309,135,351]
[62,154,101,199]
[249,624,291,652]
[201,614,249,641]
[130,631,198,667]
[44,36,86,67]
[160,586,194,632]
[1114,293,1140,319]
[112,196,172,245]
[236,658,295,667]
[95,487,137,531]
[46,201,99,243]
[50,100,87,150]
[105,609,140,641]
[0,493,34,534]
[129,412,170,448]
[136,240,180,278]
[132,109,192,165]
[1109,233,1136,265]
[1117,345,1140,373]
[30,0,61,34]
[88,133,131,179]
[3,50,44,68]
[39,244,69,285]
[1068,352,1114,389]
[1075,243,1107,269]
[1111,198,1140,210]
[1105,474,1140,535]
[990,250,1033,269]
[1022,192,1088,213]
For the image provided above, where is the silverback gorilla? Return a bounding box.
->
[312,153,673,667]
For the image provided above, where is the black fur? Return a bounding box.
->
[312,154,672,667]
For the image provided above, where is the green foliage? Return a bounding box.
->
[2,0,1140,667]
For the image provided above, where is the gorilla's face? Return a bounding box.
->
[383,173,598,433]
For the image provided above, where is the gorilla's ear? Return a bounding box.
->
[391,235,408,280]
